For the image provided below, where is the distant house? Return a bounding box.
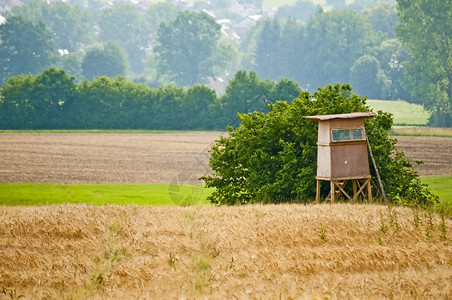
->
[202,9,216,19]
[207,75,227,95]
[262,7,276,18]
[230,3,260,18]
[0,14,6,25]
[58,49,69,56]
[135,1,151,13]
[217,19,241,40]
[237,14,262,27]
[100,1,114,10]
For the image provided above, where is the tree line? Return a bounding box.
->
[0,68,301,130]
[0,1,402,98]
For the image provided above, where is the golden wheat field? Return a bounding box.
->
[1,204,451,299]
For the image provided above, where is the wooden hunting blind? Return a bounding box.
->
[304,112,377,202]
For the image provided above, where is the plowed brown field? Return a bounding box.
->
[1,204,451,299]
[0,133,451,185]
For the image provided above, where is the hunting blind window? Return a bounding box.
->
[331,127,365,142]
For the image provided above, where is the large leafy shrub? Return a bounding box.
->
[201,83,438,207]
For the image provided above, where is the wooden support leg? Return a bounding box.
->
[316,180,321,203]
[352,180,358,202]
[367,178,372,203]
[330,181,335,203]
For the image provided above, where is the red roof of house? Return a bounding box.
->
[303,112,377,121]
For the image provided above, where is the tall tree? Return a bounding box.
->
[278,18,306,86]
[154,11,226,86]
[349,54,389,99]
[303,10,379,89]
[254,18,282,81]
[362,2,398,39]
[396,0,452,127]
[81,42,127,81]
[11,0,93,52]
[29,67,76,128]
[219,70,270,126]
[276,1,318,23]
[376,39,411,100]
[143,2,181,45]
[0,74,35,128]
[0,68,75,129]
[98,4,149,73]
[0,15,54,84]
[181,84,217,129]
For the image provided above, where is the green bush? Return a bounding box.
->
[201,83,438,207]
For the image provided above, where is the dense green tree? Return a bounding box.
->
[349,55,389,99]
[254,18,281,81]
[73,77,118,128]
[143,2,181,45]
[30,67,76,128]
[362,2,398,39]
[0,16,54,84]
[218,70,269,126]
[303,10,379,89]
[201,83,437,206]
[153,84,186,129]
[237,19,266,71]
[115,80,157,129]
[181,85,217,129]
[81,42,127,81]
[218,70,302,128]
[98,5,148,73]
[268,78,303,104]
[276,1,318,23]
[55,53,82,81]
[278,18,305,85]
[154,11,226,86]
[0,74,35,128]
[10,0,93,52]
[0,68,75,128]
[376,39,411,100]
[396,0,452,127]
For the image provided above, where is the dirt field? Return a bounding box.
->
[0,132,451,185]
[0,132,222,185]
[1,204,451,299]
[395,136,452,176]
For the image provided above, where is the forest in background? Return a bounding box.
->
[1,0,451,127]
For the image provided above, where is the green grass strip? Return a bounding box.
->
[390,126,452,137]
[421,176,452,216]
[367,99,430,126]
[2,178,450,215]
[0,183,213,206]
